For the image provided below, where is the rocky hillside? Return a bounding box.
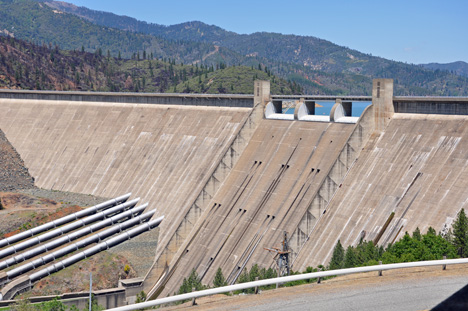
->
[0,129,34,192]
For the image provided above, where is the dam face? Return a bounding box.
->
[294,112,468,270]
[0,99,249,208]
[154,119,358,296]
[1,80,468,304]
[0,97,251,275]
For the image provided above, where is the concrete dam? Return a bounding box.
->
[0,79,468,304]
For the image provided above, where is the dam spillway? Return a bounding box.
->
[150,119,360,296]
[293,112,468,270]
[1,80,468,305]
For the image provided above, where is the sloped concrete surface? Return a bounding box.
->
[154,119,356,296]
[0,100,249,215]
[294,113,468,270]
[0,99,250,276]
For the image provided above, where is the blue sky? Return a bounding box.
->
[64,0,467,64]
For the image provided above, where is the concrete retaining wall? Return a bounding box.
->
[0,288,126,309]
[149,117,361,297]
[288,103,375,263]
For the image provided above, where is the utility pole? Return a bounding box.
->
[89,272,92,311]
[264,231,291,288]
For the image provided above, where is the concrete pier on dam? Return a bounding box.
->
[1,79,468,306]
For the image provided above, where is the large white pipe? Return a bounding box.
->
[29,216,164,283]
[0,216,163,301]
[0,203,148,270]
[107,257,468,311]
[0,198,140,260]
[0,193,131,248]
[4,209,155,282]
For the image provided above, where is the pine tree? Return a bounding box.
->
[177,269,203,295]
[413,227,422,241]
[249,264,260,282]
[329,240,345,270]
[452,208,468,257]
[213,267,227,287]
[344,246,357,268]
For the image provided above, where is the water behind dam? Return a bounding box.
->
[284,101,371,116]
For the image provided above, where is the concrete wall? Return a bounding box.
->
[144,80,468,297]
[0,288,126,309]
[4,81,468,305]
[144,81,270,297]
[394,98,468,115]
[0,98,251,276]
[0,90,254,107]
[293,112,468,270]
[150,118,359,297]
[288,103,374,263]
[373,79,394,132]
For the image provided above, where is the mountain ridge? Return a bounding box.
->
[0,35,297,94]
[2,0,468,96]
[43,0,468,96]
[421,61,468,78]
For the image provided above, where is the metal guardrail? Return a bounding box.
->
[106,258,468,311]
[270,95,372,102]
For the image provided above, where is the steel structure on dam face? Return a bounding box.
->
[1,79,468,307]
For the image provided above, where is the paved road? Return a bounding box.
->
[242,276,467,311]
[165,266,468,311]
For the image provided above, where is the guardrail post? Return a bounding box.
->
[317,268,322,284]
[276,268,279,289]
[192,287,197,306]
[103,258,468,311]
[254,277,259,294]
[378,261,383,276]
[443,256,447,270]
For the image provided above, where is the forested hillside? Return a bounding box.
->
[422,61,468,78]
[0,36,297,94]
[0,0,220,62]
[1,0,467,95]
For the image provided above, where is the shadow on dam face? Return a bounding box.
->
[0,98,251,275]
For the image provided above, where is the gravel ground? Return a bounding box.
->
[18,188,109,208]
[108,227,159,276]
